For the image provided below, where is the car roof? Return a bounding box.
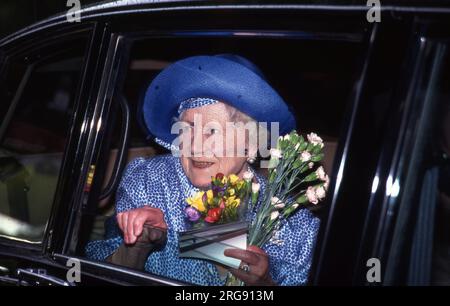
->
[1,0,450,46]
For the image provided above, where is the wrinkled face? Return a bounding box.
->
[179,103,248,189]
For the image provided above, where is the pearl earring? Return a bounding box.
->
[245,148,256,164]
[247,151,256,164]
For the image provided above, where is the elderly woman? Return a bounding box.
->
[86,54,320,286]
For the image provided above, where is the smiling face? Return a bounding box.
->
[179,103,249,189]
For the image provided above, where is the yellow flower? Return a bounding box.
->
[186,191,206,212]
[233,198,241,208]
[206,189,214,204]
[225,196,235,207]
[225,196,240,208]
[229,174,239,185]
[228,188,235,196]
[236,180,245,190]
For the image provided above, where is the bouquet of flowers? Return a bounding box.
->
[184,173,255,227]
[247,131,329,247]
[179,130,328,284]
[179,173,256,269]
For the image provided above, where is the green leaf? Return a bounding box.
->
[296,194,308,203]
[299,141,308,151]
[292,159,302,169]
[304,172,318,182]
[299,135,305,144]
[290,131,299,144]
[269,171,276,183]
[311,145,322,155]
[311,153,324,162]
[268,158,280,169]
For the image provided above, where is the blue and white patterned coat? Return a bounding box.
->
[85,154,320,285]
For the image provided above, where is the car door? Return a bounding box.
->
[357,16,450,286]
[0,21,121,285]
[0,9,190,286]
[314,11,450,286]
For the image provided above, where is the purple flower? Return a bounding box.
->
[212,185,226,196]
[185,206,201,222]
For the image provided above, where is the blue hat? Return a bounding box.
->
[142,54,296,147]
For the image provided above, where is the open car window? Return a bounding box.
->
[72,30,367,286]
[0,37,89,243]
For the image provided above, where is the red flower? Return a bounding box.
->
[215,173,224,180]
[219,198,226,210]
[205,207,222,223]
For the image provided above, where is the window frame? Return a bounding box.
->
[371,26,450,286]
[69,10,371,286]
[348,18,450,286]
[0,23,100,256]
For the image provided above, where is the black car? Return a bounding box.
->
[0,0,449,286]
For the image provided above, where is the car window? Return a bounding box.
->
[78,32,366,285]
[430,101,450,285]
[409,48,450,286]
[381,40,450,285]
[0,37,88,243]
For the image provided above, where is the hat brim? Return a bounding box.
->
[143,55,296,145]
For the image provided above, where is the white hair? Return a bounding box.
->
[175,101,269,158]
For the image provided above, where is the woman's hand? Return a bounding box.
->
[117,206,167,245]
[224,245,277,286]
